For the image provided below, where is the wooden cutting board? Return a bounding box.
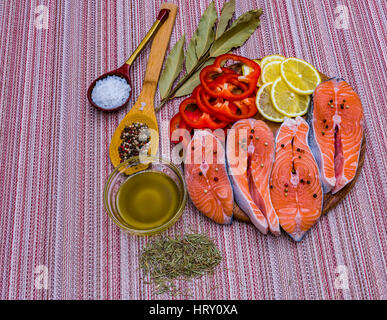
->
[233,71,366,223]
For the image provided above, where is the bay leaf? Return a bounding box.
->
[215,0,235,39]
[159,35,186,99]
[185,34,197,73]
[210,9,262,57]
[194,2,217,59]
[174,58,215,98]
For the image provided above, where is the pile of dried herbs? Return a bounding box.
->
[140,233,222,296]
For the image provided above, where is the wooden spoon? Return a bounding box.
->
[109,3,178,168]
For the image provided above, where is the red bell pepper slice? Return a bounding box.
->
[198,83,258,121]
[213,53,260,82]
[169,113,192,144]
[200,72,255,101]
[179,96,229,130]
[200,66,234,84]
[194,85,234,122]
[200,54,260,100]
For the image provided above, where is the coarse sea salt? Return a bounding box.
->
[91,75,131,109]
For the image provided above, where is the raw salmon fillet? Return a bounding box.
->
[308,78,364,194]
[226,119,280,236]
[270,117,322,241]
[185,130,233,224]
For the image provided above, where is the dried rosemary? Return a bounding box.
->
[140,233,222,295]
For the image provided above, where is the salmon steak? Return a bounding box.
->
[226,119,280,236]
[185,130,233,224]
[308,78,364,194]
[270,117,323,241]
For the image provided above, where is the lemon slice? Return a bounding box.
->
[271,77,310,117]
[260,54,285,69]
[242,59,261,86]
[280,57,321,95]
[256,82,285,122]
[259,55,285,87]
[261,61,282,84]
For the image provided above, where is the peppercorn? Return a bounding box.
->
[118,122,150,162]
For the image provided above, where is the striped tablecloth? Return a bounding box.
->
[0,0,385,300]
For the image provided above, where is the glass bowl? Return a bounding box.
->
[104,155,187,235]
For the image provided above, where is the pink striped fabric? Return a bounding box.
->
[0,0,385,300]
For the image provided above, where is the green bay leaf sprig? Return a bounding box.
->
[158,35,185,99]
[156,0,263,111]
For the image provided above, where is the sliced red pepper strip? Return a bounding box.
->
[232,95,258,118]
[169,113,192,144]
[179,96,229,130]
[194,85,234,122]
[199,83,258,121]
[200,72,255,101]
[200,66,234,84]
[200,54,260,100]
[213,53,260,82]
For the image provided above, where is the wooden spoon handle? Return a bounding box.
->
[140,3,178,101]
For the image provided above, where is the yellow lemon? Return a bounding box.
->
[270,77,310,117]
[261,61,282,84]
[280,57,321,95]
[260,54,285,70]
[256,82,285,122]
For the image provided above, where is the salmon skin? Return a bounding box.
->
[185,130,233,224]
[270,117,323,241]
[307,78,364,194]
[226,119,280,236]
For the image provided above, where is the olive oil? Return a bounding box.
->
[116,171,181,230]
